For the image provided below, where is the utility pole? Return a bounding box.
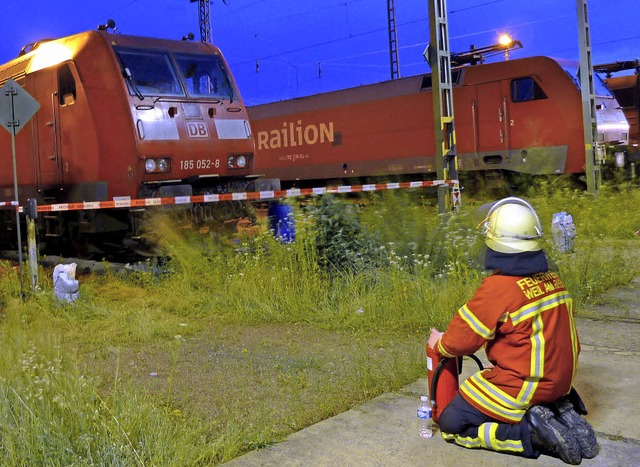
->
[387,0,400,79]
[190,0,212,43]
[426,0,460,213]
[576,0,600,193]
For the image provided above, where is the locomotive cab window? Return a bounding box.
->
[511,77,547,102]
[58,63,76,105]
[174,53,236,100]
[115,48,184,97]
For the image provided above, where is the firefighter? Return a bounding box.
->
[428,197,597,465]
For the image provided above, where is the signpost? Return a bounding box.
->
[0,79,41,294]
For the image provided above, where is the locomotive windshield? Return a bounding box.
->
[114,46,237,101]
[116,48,184,97]
[562,64,613,98]
[174,53,235,100]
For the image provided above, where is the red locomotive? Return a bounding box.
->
[248,55,629,188]
[596,60,639,150]
[606,73,639,148]
[0,23,258,256]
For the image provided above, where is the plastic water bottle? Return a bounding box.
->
[417,395,433,438]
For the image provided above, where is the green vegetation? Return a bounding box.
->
[1,185,640,465]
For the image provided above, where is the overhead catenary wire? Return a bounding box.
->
[223,1,592,70]
[0,0,26,16]
[16,0,632,72]
[1,0,635,102]
[238,6,634,77]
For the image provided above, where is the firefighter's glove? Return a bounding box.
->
[428,328,444,350]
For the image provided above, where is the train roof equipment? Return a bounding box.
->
[450,38,523,67]
[594,59,640,77]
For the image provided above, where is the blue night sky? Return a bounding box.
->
[1,0,638,105]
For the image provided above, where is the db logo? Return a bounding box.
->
[186,122,209,138]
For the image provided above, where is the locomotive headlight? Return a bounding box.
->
[28,43,72,73]
[145,159,157,173]
[144,157,172,174]
[227,154,250,169]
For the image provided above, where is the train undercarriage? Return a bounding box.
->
[0,179,266,262]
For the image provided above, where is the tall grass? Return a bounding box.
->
[0,186,639,464]
[140,194,486,332]
[0,295,228,465]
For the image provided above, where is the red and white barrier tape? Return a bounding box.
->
[3,179,459,213]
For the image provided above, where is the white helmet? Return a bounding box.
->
[483,197,543,254]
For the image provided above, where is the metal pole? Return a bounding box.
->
[189,0,212,44]
[576,0,600,193]
[427,0,460,213]
[387,0,400,80]
[27,199,38,293]
[8,90,24,293]
[199,0,212,43]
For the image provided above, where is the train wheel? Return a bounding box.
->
[73,235,92,259]
[69,225,93,260]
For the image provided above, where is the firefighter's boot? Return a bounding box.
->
[526,405,582,465]
[554,397,598,459]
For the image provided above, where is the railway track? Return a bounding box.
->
[0,250,164,275]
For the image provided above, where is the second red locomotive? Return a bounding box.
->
[248,56,629,188]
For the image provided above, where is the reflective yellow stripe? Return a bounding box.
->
[568,300,580,384]
[470,372,523,407]
[458,304,494,339]
[445,424,524,453]
[510,291,571,325]
[479,422,498,449]
[437,338,456,358]
[530,314,545,378]
[442,431,482,449]
[442,432,456,441]
[460,374,526,422]
[517,376,539,406]
[518,313,544,404]
[492,427,525,453]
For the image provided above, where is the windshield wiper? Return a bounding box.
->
[115,52,145,101]
[124,67,145,101]
[222,71,236,103]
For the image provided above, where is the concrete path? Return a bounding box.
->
[225,283,640,466]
